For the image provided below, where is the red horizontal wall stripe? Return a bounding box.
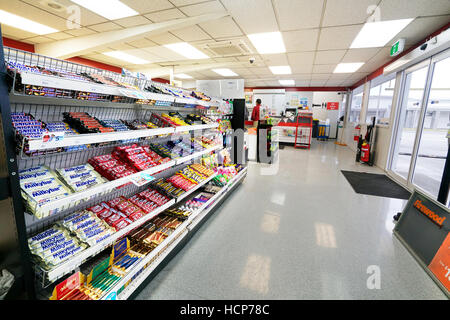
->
[245,86,347,92]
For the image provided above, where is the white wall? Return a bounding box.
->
[312,92,343,139]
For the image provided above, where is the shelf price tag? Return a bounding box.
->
[41,131,65,144]
[129,172,155,187]
[105,291,117,300]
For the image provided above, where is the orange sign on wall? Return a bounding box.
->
[428,233,450,292]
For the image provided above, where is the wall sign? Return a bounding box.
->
[326,102,339,110]
[394,190,450,296]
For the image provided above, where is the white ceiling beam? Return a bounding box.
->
[35,13,228,59]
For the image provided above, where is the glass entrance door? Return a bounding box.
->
[390,64,429,182]
[412,54,450,200]
[389,48,450,204]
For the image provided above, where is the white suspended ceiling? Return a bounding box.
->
[0,0,449,87]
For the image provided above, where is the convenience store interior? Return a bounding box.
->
[0,0,449,301]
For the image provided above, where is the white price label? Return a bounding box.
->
[41,131,65,144]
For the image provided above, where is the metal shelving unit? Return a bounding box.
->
[0,37,244,300]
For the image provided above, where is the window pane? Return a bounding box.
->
[349,88,363,123]
[412,56,450,199]
[366,79,396,125]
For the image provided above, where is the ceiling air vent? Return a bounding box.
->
[203,40,252,57]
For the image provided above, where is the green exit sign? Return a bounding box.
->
[391,39,405,57]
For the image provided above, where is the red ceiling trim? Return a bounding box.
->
[65,57,122,73]
[3,37,35,53]
[245,86,347,92]
[152,78,170,84]
[350,21,450,90]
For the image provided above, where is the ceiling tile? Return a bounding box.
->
[326,80,345,86]
[283,29,320,52]
[45,32,74,40]
[171,25,212,41]
[113,16,152,28]
[322,0,378,27]
[1,24,37,40]
[220,0,279,34]
[263,54,289,66]
[313,64,337,73]
[171,0,208,5]
[145,8,186,22]
[291,74,313,80]
[311,73,332,80]
[147,32,183,45]
[88,22,123,32]
[64,27,97,37]
[314,50,347,64]
[318,24,363,50]
[328,72,352,80]
[393,15,450,46]
[106,43,137,51]
[178,1,226,16]
[310,80,328,86]
[233,68,255,76]
[213,57,239,63]
[273,0,324,31]
[287,52,315,73]
[378,0,450,21]
[199,17,243,39]
[1,0,74,30]
[23,36,54,44]
[120,0,174,14]
[358,47,392,72]
[250,67,272,76]
[341,48,381,63]
[21,0,108,26]
[127,38,159,48]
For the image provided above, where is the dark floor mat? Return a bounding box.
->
[341,170,411,200]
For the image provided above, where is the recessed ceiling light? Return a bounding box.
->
[71,0,138,20]
[0,9,58,35]
[175,73,193,79]
[103,51,149,64]
[333,62,364,73]
[212,68,238,77]
[269,66,292,75]
[279,80,295,86]
[247,32,286,54]
[164,42,209,60]
[350,19,414,48]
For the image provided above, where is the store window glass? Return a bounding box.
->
[349,86,364,123]
[412,55,450,199]
[366,79,396,125]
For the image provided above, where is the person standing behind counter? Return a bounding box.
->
[251,99,262,126]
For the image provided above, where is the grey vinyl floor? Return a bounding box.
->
[134,141,448,300]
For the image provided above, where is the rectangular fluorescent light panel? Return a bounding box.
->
[269,66,292,75]
[247,32,286,54]
[71,0,138,20]
[175,73,193,79]
[103,51,149,64]
[0,9,58,35]
[334,62,364,73]
[212,69,238,77]
[164,42,209,60]
[279,80,295,86]
[350,19,414,48]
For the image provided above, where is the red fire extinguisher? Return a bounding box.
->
[361,142,370,163]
